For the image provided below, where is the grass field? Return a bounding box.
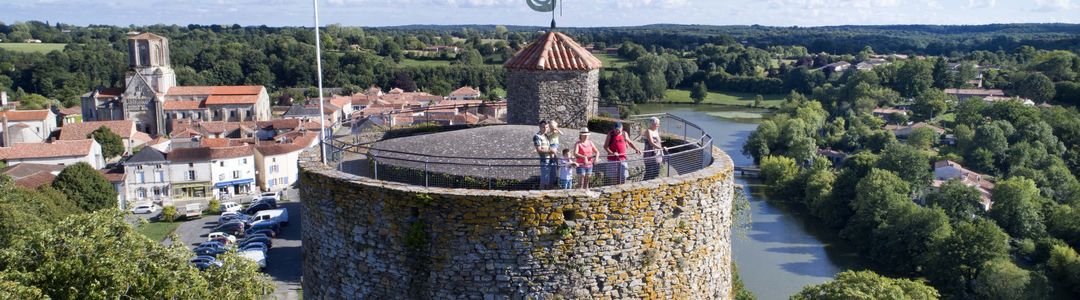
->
[401,58,453,67]
[0,43,66,53]
[136,221,182,242]
[664,89,786,107]
[596,53,632,69]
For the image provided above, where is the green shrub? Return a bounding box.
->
[161,206,178,222]
[206,199,221,215]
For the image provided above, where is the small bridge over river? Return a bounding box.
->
[734,165,760,177]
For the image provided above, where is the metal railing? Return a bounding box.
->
[321,109,713,190]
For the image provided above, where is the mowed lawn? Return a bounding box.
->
[595,53,631,69]
[664,89,786,107]
[136,221,182,242]
[0,43,66,53]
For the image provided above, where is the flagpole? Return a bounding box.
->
[313,0,327,165]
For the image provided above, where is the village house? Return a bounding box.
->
[983,96,1036,106]
[166,145,255,201]
[856,58,891,71]
[933,160,995,210]
[448,86,482,100]
[0,139,105,169]
[99,167,127,208]
[944,88,1005,100]
[55,106,83,125]
[254,132,318,193]
[123,147,170,204]
[58,120,152,155]
[818,61,851,73]
[0,109,57,146]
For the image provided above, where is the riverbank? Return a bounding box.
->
[662,89,785,108]
[637,103,865,299]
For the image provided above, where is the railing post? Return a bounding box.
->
[487,164,493,190]
[373,159,378,180]
[424,157,430,187]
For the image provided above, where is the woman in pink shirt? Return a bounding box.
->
[574,128,599,189]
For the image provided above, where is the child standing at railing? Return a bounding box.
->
[557,149,577,189]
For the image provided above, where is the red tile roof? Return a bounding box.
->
[256,133,318,156]
[167,145,254,162]
[166,86,263,96]
[13,171,55,189]
[99,168,125,182]
[0,140,95,160]
[449,86,481,97]
[58,106,82,116]
[205,95,260,105]
[162,100,204,110]
[1,163,65,178]
[505,32,602,71]
[0,110,51,122]
[59,120,136,140]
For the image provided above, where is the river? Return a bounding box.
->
[637,104,864,300]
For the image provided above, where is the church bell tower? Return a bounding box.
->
[122,32,175,136]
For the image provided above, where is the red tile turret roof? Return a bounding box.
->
[505,32,602,71]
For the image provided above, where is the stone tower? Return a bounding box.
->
[122,32,175,136]
[504,31,601,128]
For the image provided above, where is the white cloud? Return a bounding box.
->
[1033,0,1070,11]
[611,0,690,9]
[967,0,996,8]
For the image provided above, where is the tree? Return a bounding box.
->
[690,81,708,104]
[0,210,273,299]
[791,270,939,300]
[1047,245,1080,296]
[924,219,1009,295]
[760,155,800,199]
[1010,72,1055,103]
[925,179,984,220]
[754,94,765,108]
[905,127,939,150]
[844,169,910,248]
[989,177,1046,239]
[912,89,948,121]
[456,49,483,65]
[973,259,1048,300]
[895,60,934,98]
[89,126,124,159]
[51,162,117,212]
[877,143,932,189]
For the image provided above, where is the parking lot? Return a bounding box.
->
[169,191,303,300]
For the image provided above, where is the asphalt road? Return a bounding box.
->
[167,190,303,300]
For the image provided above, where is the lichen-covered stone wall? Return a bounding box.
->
[300,146,734,299]
[506,69,599,129]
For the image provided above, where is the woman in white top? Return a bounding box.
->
[642,117,665,180]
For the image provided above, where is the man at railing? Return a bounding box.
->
[533,120,557,189]
[603,122,641,185]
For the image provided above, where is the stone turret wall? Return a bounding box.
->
[299,143,735,299]
[506,69,599,128]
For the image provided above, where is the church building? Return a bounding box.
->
[82,32,271,137]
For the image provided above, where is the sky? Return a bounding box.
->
[2,0,1079,28]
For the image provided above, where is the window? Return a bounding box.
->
[272,158,276,163]
[219,174,224,181]
[188,163,194,167]
[187,170,195,180]
[269,179,276,186]
[242,158,248,164]
[136,188,146,198]
[152,187,161,196]
[219,161,224,167]
[154,170,164,182]
[233,171,240,179]
[136,172,145,184]
[136,165,143,170]
[270,165,279,174]
[155,164,162,169]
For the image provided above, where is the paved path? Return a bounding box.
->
[164,189,303,300]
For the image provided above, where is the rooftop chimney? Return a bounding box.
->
[1,114,9,147]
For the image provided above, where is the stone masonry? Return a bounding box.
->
[506,69,599,129]
[299,142,735,299]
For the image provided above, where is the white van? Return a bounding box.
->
[219,202,242,213]
[251,208,289,226]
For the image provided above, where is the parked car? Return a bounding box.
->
[189,256,223,271]
[183,203,202,218]
[253,192,279,202]
[251,208,289,226]
[243,202,273,215]
[207,232,237,244]
[243,233,271,241]
[238,236,272,249]
[239,243,268,254]
[211,222,246,236]
[248,222,281,236]
[219,213,250,225]
[220,202,242,214]
[244,228,277,238]
[238,248,267,269]
[253,197,278,208]
[194,243,228,257]
[130,203,160,214]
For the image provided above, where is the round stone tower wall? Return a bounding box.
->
[506,69,599,129]
[299,145,735,299]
